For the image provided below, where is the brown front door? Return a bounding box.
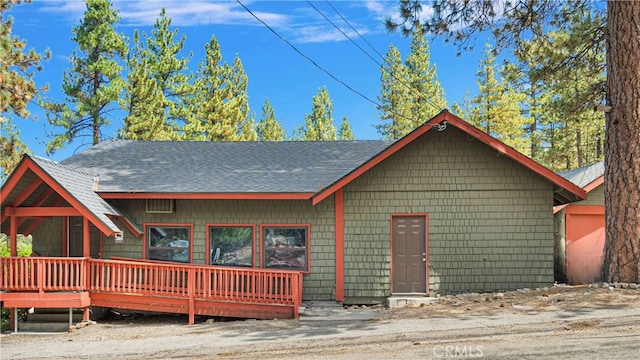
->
[69,217,101,258]
[392,215,427,293]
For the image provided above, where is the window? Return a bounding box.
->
[208,225,255,267]
[262,225,309,272]
[146,225,191,263]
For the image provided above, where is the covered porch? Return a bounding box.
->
[0,155,303,330]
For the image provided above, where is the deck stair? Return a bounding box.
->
[18,308,83,332]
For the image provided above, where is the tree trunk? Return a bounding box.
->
[603,1,640,283]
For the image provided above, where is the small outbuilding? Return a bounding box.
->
[554,162,605,284]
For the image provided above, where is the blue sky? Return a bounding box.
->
[8,0,487,161]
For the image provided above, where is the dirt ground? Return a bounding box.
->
[2,283,640,359]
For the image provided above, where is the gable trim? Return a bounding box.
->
[312,110,587,205]
[1,156,122,236]
[584,176,604,193]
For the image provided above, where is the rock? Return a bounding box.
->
[205,318,215,324]
[622,283,630,289]
[494,292,504,299]
[630,283,639,289]
[601,282,609,288]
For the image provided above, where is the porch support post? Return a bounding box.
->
[82,307,90,322]
[62,216,69,257]
[10,214,17,257]
[83,217,90,258]
[334,189,345,302]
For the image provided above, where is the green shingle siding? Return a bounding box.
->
[342,127,554,297]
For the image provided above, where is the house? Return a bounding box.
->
[1,110,586,324]
[554,161,605,284]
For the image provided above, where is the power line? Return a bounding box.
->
[235,0,381,109]
[323,0,385,60]
[310,1,445,112]
[306,1,383,68]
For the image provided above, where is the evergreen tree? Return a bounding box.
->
[404,24,447,127]
[184,37,253,141]
[293,86,337,141]
[377,27,446,139]
[468,44,527,153]
[228,55,254,141]
[1,0,49,176]
[184,35,234,140]
[43,0,127,153]
[120,30,171,140]
[377,44,410,140]
[339,116,354,140]
[122,8,191,140]
[256,98,286,141]
[0,117,28,180]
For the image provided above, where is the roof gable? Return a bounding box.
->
[312,110,586,205]
[1,155,123,236]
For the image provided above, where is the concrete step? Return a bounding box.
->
[387,296,438,308]
[18,321,71,333]
[27,312,83,323]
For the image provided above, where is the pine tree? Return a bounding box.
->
[256,98,286,141]
[468,44,527,154]
[184,35,234,140]
[0,117,28,180]
[120,30,171,140]
[43,0,127,153]
[1,0,48,119]
[377,44,410,140]
[339,116,354,140]
[377,27,447,140]
[1,0,49,176]
[228,55,255,141]
[184,36,253,141]
[122,8,191,139]
[404,25,447,127]
[293,86,337,141]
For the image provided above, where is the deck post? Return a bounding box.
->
[10,214,17,257]
[292,273,300,318]
[13,308,18,332]
[82,307,90,322]
[83,217,91,258]
[188,267,195,325]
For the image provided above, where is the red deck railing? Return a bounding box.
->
[0,257,303,323]
[0,257,86,292]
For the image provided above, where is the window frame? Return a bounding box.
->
[206,224,256,267]
[260,224,310,273]
[143,223,194,264]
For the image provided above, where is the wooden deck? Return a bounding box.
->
[0,257,303,324]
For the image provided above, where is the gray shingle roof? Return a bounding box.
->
[60,140,394,193]
[557,161,604,188]
[30,155,123,233]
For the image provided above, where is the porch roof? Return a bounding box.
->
[1,155,124,236]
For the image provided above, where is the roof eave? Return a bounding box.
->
[99,192,315,200]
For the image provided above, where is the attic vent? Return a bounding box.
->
[146,199,174,213]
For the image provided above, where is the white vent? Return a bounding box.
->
[146,199,174,213]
